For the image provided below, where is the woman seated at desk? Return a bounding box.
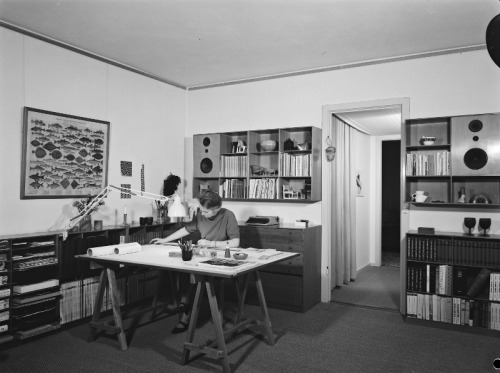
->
[150,189,240,333]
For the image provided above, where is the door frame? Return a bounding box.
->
[320,98,410,314]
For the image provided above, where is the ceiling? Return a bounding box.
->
[0,0,498,90]
[336,106,402,136]
[0,0,498,135]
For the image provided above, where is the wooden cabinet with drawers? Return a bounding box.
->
[238,224,321,312]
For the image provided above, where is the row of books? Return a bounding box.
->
[59,271,159,325]
[407,235,500,267]
[248,178,278,199]
[452,240,500,267]
[220,155,248,177]
[219,179,247,199]
[280,153,311,177]
[407,236,450,262]
[407,293,500,330]
[407,264,452,295]
[490,272,500,301]
[406,151,450,176]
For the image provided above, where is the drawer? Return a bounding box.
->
[263,254,303,276]
[240,227,304,242]
[241,241,304,253]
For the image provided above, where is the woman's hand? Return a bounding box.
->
[197,239,213,247]
[150,238,167,245]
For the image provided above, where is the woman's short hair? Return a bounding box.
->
[198,190,222,209]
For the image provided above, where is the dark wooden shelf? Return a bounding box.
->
[194,126,321,201]
[409,202,500,208]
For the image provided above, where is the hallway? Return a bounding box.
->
[330,254,400,311]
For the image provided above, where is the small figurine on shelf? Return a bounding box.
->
[458,187,467,203]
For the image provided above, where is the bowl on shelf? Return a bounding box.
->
[420,136,436,146]
[260,140,277,152]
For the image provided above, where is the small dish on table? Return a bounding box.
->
[233,253,248,260]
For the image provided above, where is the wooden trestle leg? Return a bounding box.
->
[87,266,127,351]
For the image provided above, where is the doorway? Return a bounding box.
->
[381,140,401,267]
[321,98,410,314]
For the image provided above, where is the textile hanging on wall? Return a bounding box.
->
[121,184,131,199]
[141,164,145,192]
[121,161,132,177]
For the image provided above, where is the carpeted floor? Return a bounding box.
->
[330,265,400,311]
[1,301,499,373]
[382,251,400,267]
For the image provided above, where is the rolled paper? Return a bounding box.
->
[88,242,141,256]
[113,242,141,255]
[87,245,116,257]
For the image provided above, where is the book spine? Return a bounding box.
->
[467,268,491,298]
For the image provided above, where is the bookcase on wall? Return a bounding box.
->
[0,222,178,346]
[404,114,500,207]
[405,231,500,334]
[0,232,61,342]
[402,112,500,334]
[193,126,322,202]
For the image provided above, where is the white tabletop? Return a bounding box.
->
[77,244,298,278]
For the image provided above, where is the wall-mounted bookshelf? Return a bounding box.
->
[403,114,500,208]
[193,126,322,202]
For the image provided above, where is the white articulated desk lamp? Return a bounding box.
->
[63,184,187,240]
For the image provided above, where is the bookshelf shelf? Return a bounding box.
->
[405,230,500,332]
[193,126,321,202]
[403,114,500,206]
[0,222,178,347]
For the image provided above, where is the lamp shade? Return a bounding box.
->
[167,194,187,218]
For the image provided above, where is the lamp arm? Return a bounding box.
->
[63,185,171,239]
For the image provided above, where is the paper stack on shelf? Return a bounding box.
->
[13,279,59,294]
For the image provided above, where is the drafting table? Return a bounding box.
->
[76,244,299,372]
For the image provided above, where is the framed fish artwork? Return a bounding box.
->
[21,107,110,199]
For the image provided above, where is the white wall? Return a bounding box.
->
[187,50,500,226]
[187,50,500,297]
[0,28,187,236]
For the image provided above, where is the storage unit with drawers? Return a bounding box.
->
[239,223,321,312]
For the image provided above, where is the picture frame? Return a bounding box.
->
[21,107,110,199]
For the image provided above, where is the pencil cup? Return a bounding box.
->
[182,250,193,261]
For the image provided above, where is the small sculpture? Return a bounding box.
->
[458,187,467,203]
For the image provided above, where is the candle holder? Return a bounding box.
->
[122,212,129,226]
